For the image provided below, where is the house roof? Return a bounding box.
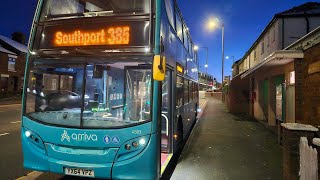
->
[0,46,16,55]
[0,35,27,53]
[278,2,320,16]
[238,2,320,65]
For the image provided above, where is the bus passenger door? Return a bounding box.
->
[160,70,173,173]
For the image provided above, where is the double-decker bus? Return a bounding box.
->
[22,0,199,179]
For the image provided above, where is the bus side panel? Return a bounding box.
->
[112,133,159,180]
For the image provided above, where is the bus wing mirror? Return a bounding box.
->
[153,55,166,81]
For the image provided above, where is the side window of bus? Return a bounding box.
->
[184,78,189,104]
[183,27,188,51]
[165,0,175,30]
[176,75,183,108]
[189,41,193,57]
[176,13,183,43]
[189,81,193,102]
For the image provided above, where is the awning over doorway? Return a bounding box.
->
[241,50,304,79]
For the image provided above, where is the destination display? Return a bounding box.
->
[34,21,150,49]
[55,26,130,46]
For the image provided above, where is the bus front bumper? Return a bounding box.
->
[22,130,159,179]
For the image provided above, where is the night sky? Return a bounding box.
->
[0,0,314,82]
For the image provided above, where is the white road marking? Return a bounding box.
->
[10,121,21,124]
[0,104,21,108]
[0,133,9,136]
[16,171,43,180]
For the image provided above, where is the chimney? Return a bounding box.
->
[11,32,26,44]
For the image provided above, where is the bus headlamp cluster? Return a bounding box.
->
[124,138,147,151]
[116,136,150,162]
[24,129,45,150]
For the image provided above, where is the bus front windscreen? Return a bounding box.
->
[40,0,150,20]
[25,58,152,128]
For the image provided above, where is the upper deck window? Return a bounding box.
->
[40,0,150,21]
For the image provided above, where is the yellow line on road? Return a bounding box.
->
[16,171,42,180]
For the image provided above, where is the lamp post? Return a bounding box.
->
[194,46,208,74]
[206,18,224,101]
[194,46,209,89]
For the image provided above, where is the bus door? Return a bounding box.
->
[160,69,173,173]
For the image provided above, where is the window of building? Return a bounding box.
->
[289,71,295,84]
[8,57,16,72]
[261,42,264,54]
[254,50,257,60]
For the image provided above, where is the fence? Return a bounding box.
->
[300,137,318,180]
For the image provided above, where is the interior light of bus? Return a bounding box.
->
[54,26,130,46]
[144,47,150,52]
[177,65,183,74]
[174,134,178,140]
[139,138,146,146]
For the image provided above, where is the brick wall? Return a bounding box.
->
[0,52,26,94]
[228,76,249,113]
[295,43,320,126]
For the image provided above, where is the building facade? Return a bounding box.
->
[229,2,320,127]
[0,34,27,97]
[198,71,214,91]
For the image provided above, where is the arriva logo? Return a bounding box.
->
[61,130,98,142]
[61,130,70,142]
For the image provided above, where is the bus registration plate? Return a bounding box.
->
[64,168,94,177]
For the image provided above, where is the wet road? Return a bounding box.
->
[170,98,282,180]
[0,104,31,180]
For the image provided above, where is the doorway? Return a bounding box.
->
[160,70,173,174]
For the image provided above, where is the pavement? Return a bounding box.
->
[170,98,283,180]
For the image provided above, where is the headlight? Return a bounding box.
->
[115,135,150,162]
[23,128,45,150]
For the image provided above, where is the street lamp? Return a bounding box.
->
[194,46,209,89]
[194,46,209,74]
[206,17,224,101]
[226,56,234,64]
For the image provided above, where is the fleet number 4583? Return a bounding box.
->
[132,130,142,134]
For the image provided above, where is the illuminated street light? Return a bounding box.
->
[226,55,235,63]
[206,17,220,32]
[194,45,209,74]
